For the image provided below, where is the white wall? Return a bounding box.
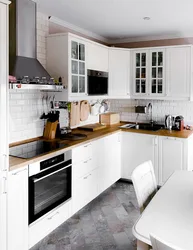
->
[110,99,193,125]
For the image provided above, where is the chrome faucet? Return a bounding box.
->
[147,103,153,125]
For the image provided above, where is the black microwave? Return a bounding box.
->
[87,69,108,95]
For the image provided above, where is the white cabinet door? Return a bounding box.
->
[29,201,71,248]
[8,167,28,250]
[0,2,9,250]
[131,49,148,96]
[69,37,87,96]
[166,46,191,100]
[109,48,130,97]
[72,168,98,214]
[98,133,121,193]
[158,136,187,185]
[87,41,109,72]
[149,48,165,97]
[121,132,158,182]
[131,48,166,98]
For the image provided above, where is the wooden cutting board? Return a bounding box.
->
[80,100,90,121]
[78,123,106,131]
[70,102,80,127]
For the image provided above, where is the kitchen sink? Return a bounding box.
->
[120,123,164,131]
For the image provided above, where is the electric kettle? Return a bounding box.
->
[165,115,174,130]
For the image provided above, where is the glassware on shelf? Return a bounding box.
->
[22,76,30,84]
[49,78,55,85]
[41,77,47,84]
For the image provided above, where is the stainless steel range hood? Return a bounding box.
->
[9,0,62,91]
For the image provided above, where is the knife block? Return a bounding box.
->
[43,121,58,140]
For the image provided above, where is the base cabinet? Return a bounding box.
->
[121,132,158,182]
[8,167,28,250]
[72,168,98,214]
[29,200,71,249]
[158,136,187,185]
[122,132,193,186]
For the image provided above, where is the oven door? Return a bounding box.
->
[29,161,71,224]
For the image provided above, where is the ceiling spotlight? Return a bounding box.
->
[143,17,151,21]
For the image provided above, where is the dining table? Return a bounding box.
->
[132,170,193,250]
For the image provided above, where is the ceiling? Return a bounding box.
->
[34,0,193,43]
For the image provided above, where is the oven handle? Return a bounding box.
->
[32,164,71,183]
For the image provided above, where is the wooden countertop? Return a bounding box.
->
[9,123,193,171]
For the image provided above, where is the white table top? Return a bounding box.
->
[133,170,193,249]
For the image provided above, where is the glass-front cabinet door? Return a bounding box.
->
[133,51,148,95]
[150,49,165,96]
[70,39,86,95]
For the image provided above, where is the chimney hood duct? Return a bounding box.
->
[9,0,51,80]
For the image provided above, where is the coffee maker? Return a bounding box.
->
[174,116,184,131]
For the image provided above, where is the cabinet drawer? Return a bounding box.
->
[72,168,98,214]
[29,200,71,248]
[72,143,92,164]
[73,158,95,179]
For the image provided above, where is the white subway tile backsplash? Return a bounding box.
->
[110,99,193,126]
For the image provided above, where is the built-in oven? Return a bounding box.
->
[87,69,108,95]
[28,151,72,224]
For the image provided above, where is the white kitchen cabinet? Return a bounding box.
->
[8,166,28,250]
[0,2,10,250]
[72,141,99,214]
[131,45,193,100]
[132,49,148,96]
[87,41,109,72]
[131,48,165,98]
[121,132,158,182]
[165,46,191,100]
[47,33,87,100]
[72,168,98,214]
[98,133,121,193]
[29,200,71,248]
[158,136,187,185]
[109,48,130,98]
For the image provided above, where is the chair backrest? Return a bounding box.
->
[150,234,182,250]
[131,160,157,213]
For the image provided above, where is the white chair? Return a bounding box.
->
[131,160,157,213]
[150,234,182,250]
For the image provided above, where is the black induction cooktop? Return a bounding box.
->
[9,140,68,159]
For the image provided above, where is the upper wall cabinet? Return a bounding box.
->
[131,45,192,100]
[86,41,109,72]
[165,46,191,100]
[47,33,87,100]
[108,48,130,98]
[131,48,166,98]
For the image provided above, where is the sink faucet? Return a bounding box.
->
[147,103,153,125]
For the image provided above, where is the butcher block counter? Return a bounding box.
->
[9,122,193,171]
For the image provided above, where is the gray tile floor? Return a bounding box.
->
[31,181,140,250]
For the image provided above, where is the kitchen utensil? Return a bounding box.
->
[80,100,90,121]
[100,112,120,125]
[91,102,101,116]
[99,104,105,114]
[40,95,47,119]
[70,102,80,127]
[43,120,58,139]
[165,115,174,130]
[101,100,109,112]
[174,116,184,131]
[78,123,106,131]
